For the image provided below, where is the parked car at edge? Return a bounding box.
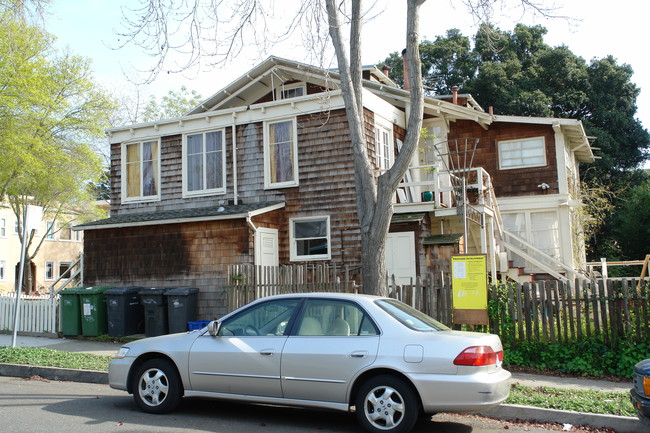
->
[631,359,650,428]
[109,293,511,433]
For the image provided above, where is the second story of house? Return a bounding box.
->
[105,57,595,221]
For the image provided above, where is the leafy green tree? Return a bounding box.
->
[141,86,203,122]
[615,179,650,261]
[0,9,117,292]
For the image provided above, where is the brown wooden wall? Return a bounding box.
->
[448,119,559,197]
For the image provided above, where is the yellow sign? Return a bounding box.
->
[451,255,488,324]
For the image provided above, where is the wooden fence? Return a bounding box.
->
[490,278,650,345]
[0,294,58,335]
[226,265,650,345]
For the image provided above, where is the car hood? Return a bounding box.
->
[121,331,203,357]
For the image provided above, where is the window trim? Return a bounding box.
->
[264,118,299,189]
[498,136,547,170]
[182,129,227,197]
[121,139,161,203]
[276,82,306,100]
[289,215,331,261]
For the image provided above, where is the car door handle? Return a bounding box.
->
[260,349,275,356]
[350,351,368,358]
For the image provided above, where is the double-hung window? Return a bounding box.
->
[375,117,394,170]
[290,216,330,261]
[0,260,5,280]
[45,221,54,240]
[0,218,5,237]
[45,261,55,280]
[264,118,298,188]
[498,137,546,169]
[184,129,225,196]
[123,140,160,201]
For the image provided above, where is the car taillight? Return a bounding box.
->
[644,377,650,396]
[453,346,503,366]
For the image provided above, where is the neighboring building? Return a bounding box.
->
[76,57,595,318]
[0,203,83,294]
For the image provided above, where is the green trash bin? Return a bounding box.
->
[79,286,111,337]
[60,286,86,336]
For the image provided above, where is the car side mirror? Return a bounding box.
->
[207,320,221,336]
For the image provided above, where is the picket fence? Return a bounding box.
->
[0,294,58,335]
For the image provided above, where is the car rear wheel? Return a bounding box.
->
[132,359,182,414]
[355,375,419,433]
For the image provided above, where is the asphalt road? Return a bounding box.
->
[0,376,565,433]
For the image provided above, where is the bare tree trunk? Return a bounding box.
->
[326,0,426,296]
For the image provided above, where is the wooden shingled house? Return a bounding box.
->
[75,56,595,318]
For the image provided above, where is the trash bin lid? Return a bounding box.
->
[138,287,172,296]
[79,286,112,295]
[105,286,143,295]
[165,287,200,296]
[59,286,88,295]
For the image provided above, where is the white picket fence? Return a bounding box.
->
[0,294,59,335]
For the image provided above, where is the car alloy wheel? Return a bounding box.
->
[356,375,419,433]
[132,359,182,414]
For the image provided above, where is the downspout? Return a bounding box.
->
[247,214,258,265]
[232,115,238,205]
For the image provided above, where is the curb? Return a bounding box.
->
[481,403,648,433]
[0,363,107,384]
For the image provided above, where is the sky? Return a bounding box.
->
[45,0,649,135]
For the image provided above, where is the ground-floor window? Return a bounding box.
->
[45,261,55,280]
[502,210,561,271]
[290,216,330,261]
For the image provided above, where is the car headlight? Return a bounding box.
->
[114,347,130,359]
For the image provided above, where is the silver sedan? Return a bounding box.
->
[109,293,511,433]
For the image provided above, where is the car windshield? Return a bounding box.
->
[376,299,450,332]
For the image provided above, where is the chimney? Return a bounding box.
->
[401,49,410,90]
[382,64,390,77]
[452,86,459,105]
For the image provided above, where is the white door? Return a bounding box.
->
[255,228,279,267]
[385,232,417,285]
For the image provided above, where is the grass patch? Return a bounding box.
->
[506,384,635,417]
[0,346,111,372]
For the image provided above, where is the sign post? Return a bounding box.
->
[11,205,43,347]
[451,254,489,325]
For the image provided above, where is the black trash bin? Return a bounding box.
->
[165,287,200,333]
[105,286,143,337]
[139,288,171,337]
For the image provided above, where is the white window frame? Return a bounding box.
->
[0,218,5,237]
[45,221,54,240]
[45,261,55,280]
[290,216,331,261]
[59,261,72,280]
[59,225,72,241]
[264,118,299,189]
[122,139,161,203]
[375,116,394,170]
[498,136,547,170]
[182,129,226,197]
[276,82,306,100]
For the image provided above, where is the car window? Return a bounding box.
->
[295,299,378,336]
[219,299,299,336]
[375,299,449,332]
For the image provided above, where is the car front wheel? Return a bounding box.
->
[132,358,182,414]
[355,375,419,433]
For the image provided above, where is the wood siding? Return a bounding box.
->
[448,120,559,197]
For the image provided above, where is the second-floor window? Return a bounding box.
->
[375,117,394,170]
[265,118,298,188]
[498,136,546,170]
[184,130,226,196]
[0,260,5,280]
[0,218,5,237]
[123,140,160,201]
[46,221,54,240]
[60,225,72,241]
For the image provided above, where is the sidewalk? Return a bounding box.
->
[0,333,646,433]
